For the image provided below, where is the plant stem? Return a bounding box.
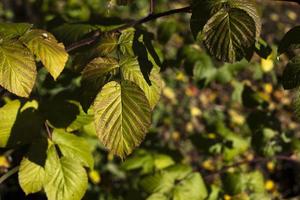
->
[66,6,191,52]
[44,121,52,140]
[0,166,19,184]
[204,155,299,179]
[150,0,155,14]
[275,0,300,4]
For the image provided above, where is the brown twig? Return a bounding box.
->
[204,155,299,179]
[66,6,191,52]
[274,0,300,4]
[150,0,155,14]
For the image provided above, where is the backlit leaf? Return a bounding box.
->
[93,81,151,158]
[202,8,256,62]
[44,145,88,200]
[0,40,36,97]
[52,129,94,169]
[21,29,68,80]
[121,57,162,109]
[0,22,32,39]
[0,100,20,147]
[18,158,45,195]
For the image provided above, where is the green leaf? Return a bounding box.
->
[66,101,94,132]
[246,171,265,194]
[222,172,247,195]
[82,57,119,82]
[255,39,272,59]
[140,170,174,194]
[122,150,174,174]
[190,0,260,41]
[93,80,151,158]
[121,57,162,109]
[202,8,256,62]
[147,193,168,200]
[18,158,45,195]
[207,185,221,200]
[0,100,20,147]
[141,165,206,199]
[154,154,175,170]
[228,0,261,38]
[278,26,300,54]
[81,57,119,109]
[0,40,36,97]
[52,129,94,169]
[122,150,154,174]
[118,29,135,56]
[0,100,43,147]
[52,23,97,45]
[173,173,208,200]
[96,33,118,56]
[282,56,300,89]
[20,29,68,80]
[0,22,32,39]
[44,145,88,200]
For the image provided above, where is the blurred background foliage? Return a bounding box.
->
[1,0,300,199]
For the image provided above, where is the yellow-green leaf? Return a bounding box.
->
[18,158,45,195]
[121,57,162,110]
[82,57,119,82]
[93,81,151,158]
[52,129,94,169]
[44,145,88,200]
[0,22,32,39]
[20,29,68,80]
[0,40,36,97]
[0,100,20,147]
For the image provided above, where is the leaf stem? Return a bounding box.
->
[44,121,52,140]
[0,165,19,184]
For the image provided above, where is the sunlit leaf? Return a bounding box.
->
[21,29,68,80]
[121,57,162,109]
[93,81,151,158]
[0,100,20,147]
[44,145,88,200]
[173,173,208,200]
[18,158,45,195]
[0,22,32,39]
[0,40,36,97]
[52,129,94,169]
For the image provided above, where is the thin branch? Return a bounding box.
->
[274,0,300,4]
[0,166,19,184]
[150,0,155,14]
[204,155,299,179]
[66,6,191,52]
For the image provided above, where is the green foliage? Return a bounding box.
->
[94,80,151,158]
[0,23,69,96]
[190,0,261,62]
[44,144,88,200]
[0,1,300,200]
[140,164,207,200]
